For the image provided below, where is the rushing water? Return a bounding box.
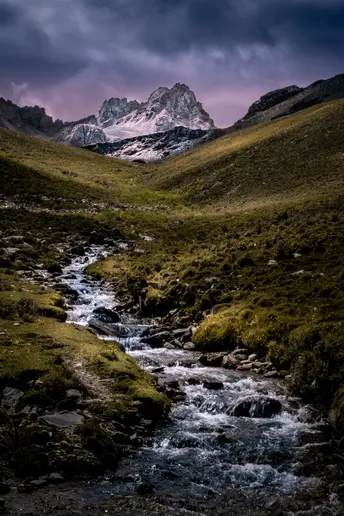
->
[59,247,344,512]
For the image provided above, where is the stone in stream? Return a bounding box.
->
[39,412,84,428]
[88,319,129,338]
[142,331,171,347]
[92,307,121,323]
[203,381,224,390]
[231,397,282,418]
[183,342,196,351]
[199,353,225,367]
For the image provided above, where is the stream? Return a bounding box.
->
[59,246,344,513]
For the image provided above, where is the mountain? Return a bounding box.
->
[233,73,344,131]
[0,83,215,160]
[97,83,215,141]
[0,98,64,136]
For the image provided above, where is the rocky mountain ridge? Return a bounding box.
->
[1,73,344,162]
[235,73,344,130]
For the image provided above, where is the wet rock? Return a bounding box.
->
[231,397,282,418]
[203,381,224,391]
[70,244,85,256]
[183,342,196,351]
[39,412,84,428]
[199,353,225,367]
[92,307,121,323]
[264,371,279,378]
[232,348,248,356]
[172,328,189,339]
[1,387,24,412]
[222,355,239,369]
[136,483,154,495]
[186,378,201,385]
[47,263,62,274]
[142,331,171,347]
[234,354,248,361]
[151,366,165,374]
[248,354,258,362]
[88,319,129,338]
[217,433,237,444]
[164,342,176,350]
[237,363,253,371]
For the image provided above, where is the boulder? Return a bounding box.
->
[92,307,121,324]
[199,353,225,367]
[203,381,224,391]
[183,342,196,351]
[1,387,24,412]
[142,331,171,347]
[231,397,282,418]
[66,389,83,400]
[222,355,239,369]
[39,412,84,428]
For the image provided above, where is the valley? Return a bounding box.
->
[1,88,344,514]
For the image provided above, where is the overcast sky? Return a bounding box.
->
[1,0,344,127]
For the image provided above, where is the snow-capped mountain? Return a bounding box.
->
[96,83,215,142]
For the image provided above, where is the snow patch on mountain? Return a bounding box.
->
[85,127,215,163]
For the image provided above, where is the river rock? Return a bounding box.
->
[234,354,248,361]
[88,319,129,338]
[231,397,282,418]
[203,381,224,391]
[183,342,196,351]
[248,354,258,362]
[232,348,248,356]
[237,363,253,371]
[264,370,280,378]
[222,355,239,369]
[92,307,121,323]
[199,353,225,367]
[39,412,84,428]
[1,387,24,412]
[142,331,171,347]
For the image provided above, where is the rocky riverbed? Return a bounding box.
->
[2,246,344,515]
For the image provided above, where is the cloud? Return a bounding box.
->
[0,0,343,125]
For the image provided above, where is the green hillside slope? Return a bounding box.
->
[2,99,344,432]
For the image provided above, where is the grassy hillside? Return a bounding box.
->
[153,99,344,210]
[2,98,344,434]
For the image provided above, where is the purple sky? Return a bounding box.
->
[1,0,344,127]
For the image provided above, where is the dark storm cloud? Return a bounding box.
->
[0,0,343,124]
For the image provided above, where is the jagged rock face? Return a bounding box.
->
[98,98,141,127]
[0,98,63,136]
[85,126,216,163]
[235,73,344,130]
[57,124,108,147]
[244,85,302,119]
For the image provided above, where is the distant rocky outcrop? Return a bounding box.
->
[0,98,64,136]
[85,126,218,163]
[234,73,344,130]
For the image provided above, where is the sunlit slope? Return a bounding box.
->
[155,99,344,210]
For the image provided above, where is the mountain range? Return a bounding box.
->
[1,73,344,162]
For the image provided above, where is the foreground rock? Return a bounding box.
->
[231,397,282,418]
